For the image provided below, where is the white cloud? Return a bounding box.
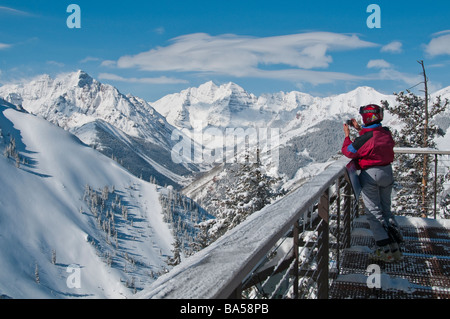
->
[245,68,363,85]
[367,59,391,69]
[98,73,188,84]
[115,32,378,83]
[80,56,101,63]
[381,41,402,53]
[46,61,65,67]
[154,27,165,35]
[431,30,450,37]
[424,31,450,57]
[0,43,11,50]
[373,69,422,88]
[0,6,31,16]
[100,60,117,67]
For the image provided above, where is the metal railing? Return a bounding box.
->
[141,157,358,299]
[393,147,450,219]
[140,148,449,299]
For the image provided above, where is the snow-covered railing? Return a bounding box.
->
[138,157,358,299]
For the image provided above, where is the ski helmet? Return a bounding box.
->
[359,104,383,125]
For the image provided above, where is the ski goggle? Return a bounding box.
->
[359,104,383,114]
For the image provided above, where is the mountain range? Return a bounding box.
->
[0,71,202,189]
[3,71,450,186]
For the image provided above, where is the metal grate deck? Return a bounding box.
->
[330,217,450,299]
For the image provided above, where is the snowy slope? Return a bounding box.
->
[0,102,178,299]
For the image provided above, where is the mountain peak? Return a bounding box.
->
[195,81,219,97]
[45,70,95,89]
[74,70,94,87]
[348,86,380,94]
[199,80,218,89]
[222,81,247,93]
[194,81,248,96]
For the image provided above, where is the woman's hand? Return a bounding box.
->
[343,123,350,137]
[351,118,362,131]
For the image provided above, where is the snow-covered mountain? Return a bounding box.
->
[0,71,201,189]
[0,100,210,298]
[157,81,450,202]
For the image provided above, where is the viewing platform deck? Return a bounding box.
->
[330,215,450,299]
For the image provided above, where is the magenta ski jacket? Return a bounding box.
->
[342,124,395,170]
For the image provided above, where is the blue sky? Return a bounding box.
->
[1,0,449,101]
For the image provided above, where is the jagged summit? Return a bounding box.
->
[0,71,161,137]
[177,80,254,105]
[74,70,94,87]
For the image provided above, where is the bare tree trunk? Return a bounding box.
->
[418,60,428,216]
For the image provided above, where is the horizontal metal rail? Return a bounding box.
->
[394,147,450,155]
[393,147,450,219]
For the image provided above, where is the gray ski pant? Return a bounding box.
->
[359,164,397,246]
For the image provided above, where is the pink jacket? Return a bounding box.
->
[342,124,395,170]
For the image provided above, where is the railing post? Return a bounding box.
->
[434,154,438,219]
[317,187,329,299]
[228,283,242,299]
[293,220,299,299]
[343,178,352,249]
[336,177,341,271]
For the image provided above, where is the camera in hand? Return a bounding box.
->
[346,119,354,127]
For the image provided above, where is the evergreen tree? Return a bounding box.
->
[51,249,57,265]
[35,263,40,284]
[207,147,284,242]
[167,239,182,266]
[381,61,448,217]
[191,225,209,252]
[440,192,450,219]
